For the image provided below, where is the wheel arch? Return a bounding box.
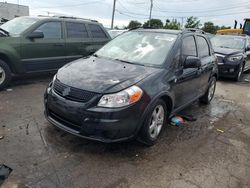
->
[0,53,14,73]
[135,92,174,136]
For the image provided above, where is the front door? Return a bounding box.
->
[173,35,201,109]
[21,21,65,73]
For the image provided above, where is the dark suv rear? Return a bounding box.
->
[0,16,111,90]
[44,28,218,145]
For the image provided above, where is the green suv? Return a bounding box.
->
[0,16,111,90]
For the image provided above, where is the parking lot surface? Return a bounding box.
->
[0,73,250,188]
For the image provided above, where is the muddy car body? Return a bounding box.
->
[44,28,218,145]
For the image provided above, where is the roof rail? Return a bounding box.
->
[37,15,98,22]
[183,28,205,34]
[55,16,98,22]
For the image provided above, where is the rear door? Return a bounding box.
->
[173,35,201,109]
[65,21,93,62]
[21,21,65,72]
[87,24,110,52]
[195,35,215,96]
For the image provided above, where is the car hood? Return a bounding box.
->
[57,57,161,94]
[214,47,243,56]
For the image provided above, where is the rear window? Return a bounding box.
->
[89,24,107,38]
[66,22,88,38]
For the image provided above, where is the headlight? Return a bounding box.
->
[52,74,57,82]
[98,85,143,108]
[227,55,242,62]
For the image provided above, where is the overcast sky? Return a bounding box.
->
[4,0,250,28]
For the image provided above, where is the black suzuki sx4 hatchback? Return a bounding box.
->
[44,28,218,145]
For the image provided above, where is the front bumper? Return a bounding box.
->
[44,86,147,143]
[218,62,242,78]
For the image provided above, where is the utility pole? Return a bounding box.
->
[111,0,116,29]
[148,0,153,27]
[181,17,184,29]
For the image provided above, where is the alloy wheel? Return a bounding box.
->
[0,66,6,85]
[148,105,165,139]
[237,64,243,81]
[208,79,216,101]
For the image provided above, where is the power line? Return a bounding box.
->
[116,10,148,19]
[116,6,250,19]
[153,1,250,13]
[32,0,103,9]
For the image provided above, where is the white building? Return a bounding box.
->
[0,2,29,22]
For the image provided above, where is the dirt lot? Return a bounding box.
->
[0,72,250,188]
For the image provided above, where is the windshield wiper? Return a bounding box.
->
[0,28,9,36]
[114,59,144,66]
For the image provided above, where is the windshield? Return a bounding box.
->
[108,30,126,38]
[96,31,177,66]
[0,17,39,35]
[211,35,245,50]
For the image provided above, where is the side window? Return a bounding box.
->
[66,22,89,38]
[89,24,107,38]
[196,36,210,58]
[182,36,197,56]
[34,22,62,39]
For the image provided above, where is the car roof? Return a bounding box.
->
[131,28,208,36]
[19,16,99,24]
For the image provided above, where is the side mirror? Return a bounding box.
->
[27,31,44,39]
[183,56,201,69]
[246,45,250,51]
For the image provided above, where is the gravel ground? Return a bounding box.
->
[0,72,250,188]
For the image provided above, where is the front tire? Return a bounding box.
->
[139,99,168,146]
[0,59,11,91]
[234,62,244,81]
[199,76,216,104]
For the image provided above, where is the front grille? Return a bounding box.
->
[48,109,81,131]
[53,79,98,102]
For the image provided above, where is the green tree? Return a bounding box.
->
[202,22,218,34]
[164,19,181,30]
[143,19,163,28]
[220,25,231,30]
[202,22,231,34]
[185,16,201,29]
[127,20,142,29]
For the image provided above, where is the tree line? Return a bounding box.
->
[121,16,230,34]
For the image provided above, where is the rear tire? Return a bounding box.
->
[138,99,168,146]
[233,62,244,82]
[199,76,216,104]
[0,59,11,91]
